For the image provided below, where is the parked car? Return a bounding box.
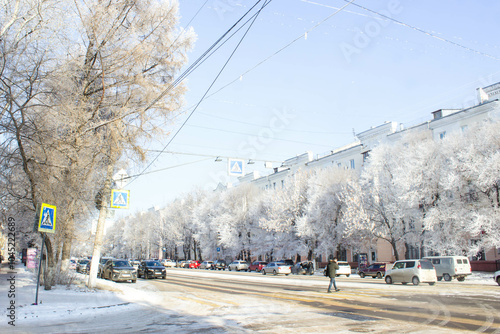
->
[176,260,188,268]
[161,259,176,268]
[138,260,167,279]
[422,256,471,281]
[76,259,90,273]
[291,261,314,275]
[130,260,140,270]
[102,259,137,283]
[358,262,389,279]
[262,262,291,275]
[228,260,249,271]
[212,260,227,270]
[98,257,114,278]
[385,259,437,286]
[281,259,294,267]
[181,261,192,268]
[69,259,77,270]
[248,261,268,272]
[336,261,351,277]
[189,260,201,269]
[200,261,213,269]
[495,270,500,286]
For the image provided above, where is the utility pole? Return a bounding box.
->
[87,160,114,288]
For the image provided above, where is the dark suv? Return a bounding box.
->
[358,262,389,279]
[138,260,166,279]
[212,260,227,270]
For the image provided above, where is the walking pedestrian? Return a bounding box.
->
[326,258,340,293]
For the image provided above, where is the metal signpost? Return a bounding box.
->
[34,203,56,305]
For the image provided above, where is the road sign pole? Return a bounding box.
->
[33,233,45,305]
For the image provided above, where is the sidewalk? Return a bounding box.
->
[0,262,136,332]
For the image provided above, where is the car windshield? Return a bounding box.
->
[113,260,130,267]
[146,261,162,266]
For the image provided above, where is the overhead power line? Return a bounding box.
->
[127,0,272,186]
[173,0,356,119]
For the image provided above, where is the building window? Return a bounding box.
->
[350,159,355,169]
[337,162,342,168]
[273,182,276,190]
[281,180,284,188]
[439,131,446,139]
[362,151,370,162]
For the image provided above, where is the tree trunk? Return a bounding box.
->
[43,236,55,290]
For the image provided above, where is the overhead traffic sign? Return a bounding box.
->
[38,203,56,233]
[110,189,130,209]
[113,169,129,189]
[228,158,244,177]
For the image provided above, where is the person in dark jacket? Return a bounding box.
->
[326,258,340,292]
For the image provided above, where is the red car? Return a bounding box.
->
[188,260,201,269]
[357,262,389,279]
[248,261,268,272]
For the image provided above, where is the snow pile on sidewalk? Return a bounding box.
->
[0,263,138,329]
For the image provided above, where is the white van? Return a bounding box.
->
[422,256,471,282]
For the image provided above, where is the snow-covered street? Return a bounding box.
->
[2,262,499,333]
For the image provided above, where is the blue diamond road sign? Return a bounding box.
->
[228,158,244,176]
[38,203,56,233]
[110,189,130,209]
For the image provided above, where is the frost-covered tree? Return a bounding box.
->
[346,142,420,260]
[1,0,194,288]
[297,168,354,262]
[258,170,310,260]
[424,121,500,256]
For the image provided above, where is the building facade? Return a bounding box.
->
[236,83,500,267]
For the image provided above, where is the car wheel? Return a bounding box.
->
[145,272,149,279]
[443,273,452,282]
[273,270,277,275]
[496,276,500,286]
[402,282,407,285]
[346,274,350,277]
[376,272,383,279]
[162,275,166,279]
[359,272,365,278]
[412,276,420,286]
[132,280,136,283]
[437,276,442,281]
[262,270,266,275]
[385,276,393,284]
[428,282,435,286]
[457,277,465,282]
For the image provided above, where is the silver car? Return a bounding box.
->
[228,260,249,271]
[262,262,291,276]
[385,259,437,286]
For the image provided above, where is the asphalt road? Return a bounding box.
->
[152,269,500,333]
[7,267,499,333]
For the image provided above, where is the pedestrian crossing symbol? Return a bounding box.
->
[38,203,56,233]
[228,158,244,177]
[111,189,130,209]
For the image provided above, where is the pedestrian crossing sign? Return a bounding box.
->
[38,203,56,233]
[111,189,130,209]
[228,158,244,177]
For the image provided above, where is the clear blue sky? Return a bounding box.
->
[117,0,500,216]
